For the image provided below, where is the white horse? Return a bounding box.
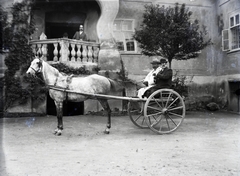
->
[26,56,122,135]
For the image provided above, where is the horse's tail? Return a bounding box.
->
[108,78,124,92]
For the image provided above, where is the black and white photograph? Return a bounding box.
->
[0,0,240,175]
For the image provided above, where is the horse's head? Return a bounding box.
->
[26,56,43,76]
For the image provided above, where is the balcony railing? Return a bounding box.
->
[30,38,100,64]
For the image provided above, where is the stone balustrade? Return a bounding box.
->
[30,38,100,64]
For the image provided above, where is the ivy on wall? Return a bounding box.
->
[3,0,99,111]
[3,0,43,110]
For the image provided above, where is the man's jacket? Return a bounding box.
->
[73,32,87,41]
[154,67,173,88]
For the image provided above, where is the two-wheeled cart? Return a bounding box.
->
[49,86,185,134]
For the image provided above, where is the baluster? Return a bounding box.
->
[60,40,69,62]
[70,43,76,62]
[32,44,37,56]
[53,43,58,62]
[87,46,93,62]
[93,46,100,63]
[76,44,81,62]
[37,43,42,56]
[42,44,47,61]
[82,44,87,62]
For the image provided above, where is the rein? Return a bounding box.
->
[30,66,41,73]
[31,61,71,101]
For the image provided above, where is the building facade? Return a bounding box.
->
[1,0,240,114]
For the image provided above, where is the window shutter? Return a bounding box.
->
[222,29,229,51]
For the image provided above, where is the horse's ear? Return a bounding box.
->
[38,59,43,67]
[39,55,44,61]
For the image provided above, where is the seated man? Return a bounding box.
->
[137,58,162,98]
[137,57,173,98]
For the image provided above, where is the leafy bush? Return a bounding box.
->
[172,71,188,97]
[3,0,39,110]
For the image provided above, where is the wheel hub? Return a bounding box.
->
[162,108,168,114]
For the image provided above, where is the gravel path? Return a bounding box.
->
[0,111,240,176]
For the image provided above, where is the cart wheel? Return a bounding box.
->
[128,101,148,129]
[144,89,185,134]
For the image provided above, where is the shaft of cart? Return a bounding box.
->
[48,85,146,102]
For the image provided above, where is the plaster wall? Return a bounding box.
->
[118,0,217,76]
[215,0,240,76]
[118,0,240,112]
[85,9,100,42]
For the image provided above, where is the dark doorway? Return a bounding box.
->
[228,81,240,113]
[45,22,81,61]
[45,22,80,39]
[47,94,84,116]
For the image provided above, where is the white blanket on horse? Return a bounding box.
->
[137,85,154,99]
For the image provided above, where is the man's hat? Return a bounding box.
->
[159,58,167,64]
[150,58,160,64]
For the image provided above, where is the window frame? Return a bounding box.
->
[223,11,240,52]
[113,19,138,53]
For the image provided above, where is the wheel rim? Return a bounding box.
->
[144,89,185,134]
[128,101,149,129]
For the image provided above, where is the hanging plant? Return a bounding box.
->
[51,62,92,75]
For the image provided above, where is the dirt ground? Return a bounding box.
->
[0,110,240,176]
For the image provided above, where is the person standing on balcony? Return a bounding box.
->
[63,32,68,38]
[73,24,87,41]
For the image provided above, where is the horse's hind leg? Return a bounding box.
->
[98,99,112,134]
[54,101,63,136]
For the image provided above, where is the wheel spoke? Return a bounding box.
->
[141,116,146,125]
[150,114,163,127]
[165,92,173,108]
[147,105,162,112]
[168,111,184,118]
[153,96,163,109]
[160,92,164,107]
[166,114,178,126]
[128,101,148,129]
[134,114,143,122]
[165,115,170,131]
[146,111,163,117]
[168,106,184,111]
[167,96,179,109]
[157,115,164,131]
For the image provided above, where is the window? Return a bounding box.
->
[222,12,240,51]
[222,29,229,51]
[113,19,137,53]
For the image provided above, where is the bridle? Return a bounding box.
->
[30,59,42,74]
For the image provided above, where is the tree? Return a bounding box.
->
[133,3,211,68]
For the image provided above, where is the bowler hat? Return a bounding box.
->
[150,58,160,64]
[159,58,167,64]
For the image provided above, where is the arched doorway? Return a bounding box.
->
[33,0,101,42]
[32,0,120,115]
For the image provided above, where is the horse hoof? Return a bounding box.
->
[53,129,58,135]
[56,132,62,136]
[104,129,110,134]
[54,129,62,136]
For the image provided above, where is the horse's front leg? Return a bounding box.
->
[54,101,63,136]
[98,99,111,134]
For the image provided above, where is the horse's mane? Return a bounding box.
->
[42,60,63,77]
